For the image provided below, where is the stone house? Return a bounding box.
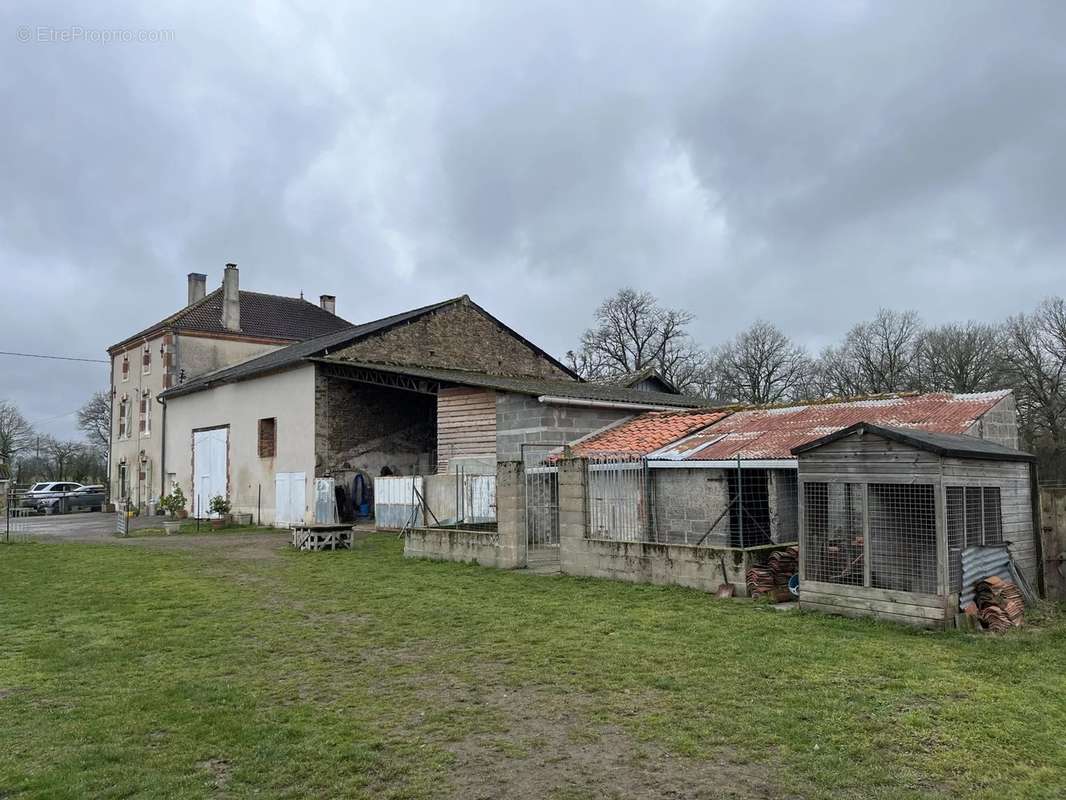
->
[158,295,701,525]
[106,264,349,510]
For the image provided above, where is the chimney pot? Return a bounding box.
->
[222,263,240,332]
[187,273,207,306]
[320,294,336,315]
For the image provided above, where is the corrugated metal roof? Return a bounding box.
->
[960,546,1013,609]
[649,391,1012,461]
[571,410,732,456]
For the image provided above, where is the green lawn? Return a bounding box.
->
[1,534,1064,799]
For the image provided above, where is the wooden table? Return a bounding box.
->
[291,524,354,551]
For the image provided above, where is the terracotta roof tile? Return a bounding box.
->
[572,409,732,456]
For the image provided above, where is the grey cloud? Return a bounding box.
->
[2,0,1064,438]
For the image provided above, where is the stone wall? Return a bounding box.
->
[314,372,436,478]
[333,297,573,380]
[496,392,630,462]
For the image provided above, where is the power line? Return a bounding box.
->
[0,350,107,364]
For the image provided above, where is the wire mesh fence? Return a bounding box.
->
[584,456,800,548]
[803,481,865,586]
[868,483,937,594]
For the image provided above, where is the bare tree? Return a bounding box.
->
[78,390,112,454]
[919,322,1002,393]
[567,288,708,392]
[815,309,923,396]
[42,436,84,481]
[1001,298,1066,473]
[0,400,34,469]
[708,321,811,405]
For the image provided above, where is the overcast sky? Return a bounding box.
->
[3,1,1065,441]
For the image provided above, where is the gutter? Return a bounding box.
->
[536,395,693,413]
[648,458,797,470]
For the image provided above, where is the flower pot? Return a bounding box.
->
[233,513,252,526]
[210,518,225,530]
[162,519,182,536]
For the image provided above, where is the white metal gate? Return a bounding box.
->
[374,476,424,529]
[523,444,561,566]
[193,427,228,518]
[274,471,306,526]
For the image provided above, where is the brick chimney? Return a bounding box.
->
[319,294,336,315]
[187,273,207,305]
[222,263,240,332]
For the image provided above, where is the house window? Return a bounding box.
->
[142,342,151,374]
[121,353,129,381]
[118,463,129,500]
[118,397,128,439]
[258,417,276,458]
[139,391,151,436]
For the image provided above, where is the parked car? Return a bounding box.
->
[39,484,106,514]
[20,482,85,511]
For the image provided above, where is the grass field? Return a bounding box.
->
[1,533,1065,799]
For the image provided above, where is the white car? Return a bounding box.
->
[20,481,85,511]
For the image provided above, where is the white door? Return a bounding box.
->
[275,472,306,526]
[193,428,228,517]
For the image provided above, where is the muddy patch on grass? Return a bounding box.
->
[417,683,794,800]
[199,758,232,792]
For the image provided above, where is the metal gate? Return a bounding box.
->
[523,444,562,567]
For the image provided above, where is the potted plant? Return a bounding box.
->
[159,486,186,535]
[209,494,231,529]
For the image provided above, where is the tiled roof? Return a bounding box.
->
[571,410,732,456]
[650,391,1013,462]
[160,298,459,398]
[111,289,352,351]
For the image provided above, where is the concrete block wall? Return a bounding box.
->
[966,393,1019,450]
[403,460,523,569]
[404,528,512,568]
[496,392,630,462]
[652,468,731,546]
[558,455,752,595]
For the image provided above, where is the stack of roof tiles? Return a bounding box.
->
[974,576,1025,632]
[745,546,799,600]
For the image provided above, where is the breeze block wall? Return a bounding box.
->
[496,392,630,462]
[403,460,523,569]
[558,456,752,596]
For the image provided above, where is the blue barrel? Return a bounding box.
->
[788,574,800,597]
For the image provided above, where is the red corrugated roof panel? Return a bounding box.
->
[652,391,1012,461]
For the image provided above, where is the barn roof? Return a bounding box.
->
[648,391,1012,462]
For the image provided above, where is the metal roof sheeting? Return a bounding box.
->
[960,546,1013,609]
[648,391,1012,461]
